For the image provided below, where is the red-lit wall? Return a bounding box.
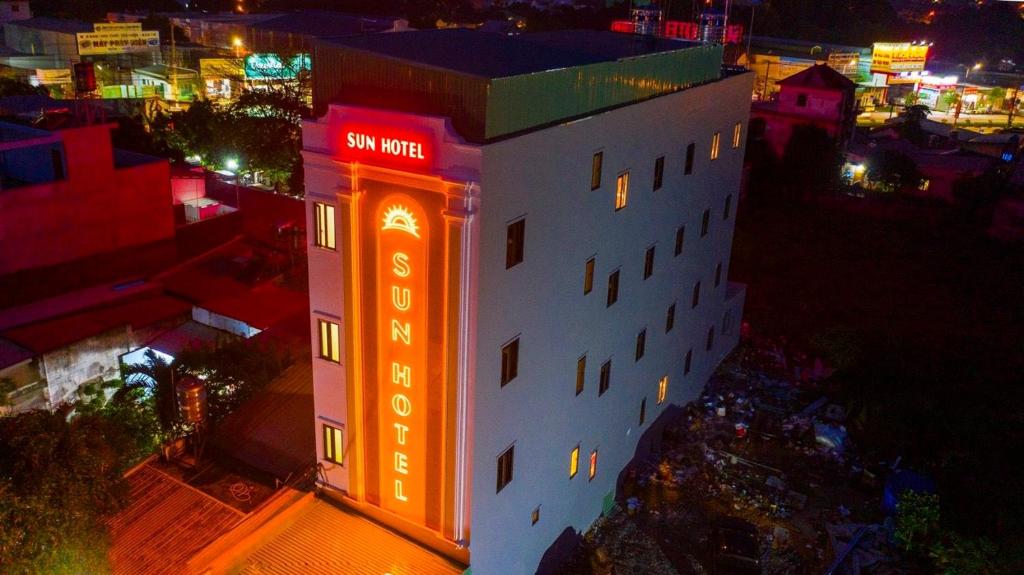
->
[0,124,175,275]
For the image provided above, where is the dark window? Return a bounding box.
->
[653,156,665,191]
[723,194,733,220]
[674,226,685,256]
[643,246,655,280]
[51,148,64,180]
[796,93,808,107]
[706,326,715,351]
[591,152,603,190]
[684,143,695,175]
[496,445,515,493]
[685,348,693,374]
[606,270,620,307]
[692,281,701,309]
[506,219,525,269]
[635,329,647,361]
[584,257,595,295]
[599,360,611,396]
[666,303,676,333]
[639,398,647,426]
[715,262,723,287]
[576,355,586,396]
[701,209,710,237]
[500,338,519,386]
[322,424,343,464]
[531,506,540,525]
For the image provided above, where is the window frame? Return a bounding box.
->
[701,209,711,237]
[505,218,526,269]
[706,326,716,351]
[583,257,595,295]
[666,303,676,333]
[715,262,723,288]
[711,132,721,161]
[635,328,647,362]
[318,319,341,363]
[685,348,693,375]
[615,170,630,211]
[496,444,515,493]
[606,269,620,307]
[598,359,611,396]
[657,376,668,404]
[653,155,665,191]
[313,202,336,250]
[643,245,655,280]
[322,423,344,465]
[589,449,598,481]
[674,225,685,256]
[500,337,520,387]
[724,194,733,221]
[732,121,742,148]
[591,151,603,190]
[570,444,580,478]
[575,354,586,396]
[684,142,695,175]
[639,397,647,426]
[692,281,701,309]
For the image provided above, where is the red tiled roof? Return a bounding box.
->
[778,63,856,91]
[1,295,189,354]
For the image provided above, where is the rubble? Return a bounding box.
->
[569,327,912,574]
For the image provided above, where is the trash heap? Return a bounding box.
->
[573,328,911,575]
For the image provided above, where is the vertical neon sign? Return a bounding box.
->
[377,199,428,523]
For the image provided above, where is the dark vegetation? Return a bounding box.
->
[730,193,1024,567]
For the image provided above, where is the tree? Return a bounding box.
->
[0,77,49,98]
[941,90,961,112]
[866,149,923,193]
[895,491,941,553]
[176,339,289,424]
[0,377,15,408]
[0,408,141,573]
[899,104,931,146]
[986,87,1007,111]
[903,91,920,108]
[930,536,1002,575]
[117,350,179,437]
[780,124,841,201]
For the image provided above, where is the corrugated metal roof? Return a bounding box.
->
[4,17,92,34]
[239,498,465,575]
[108,463,244,575]
[250,10,401,38]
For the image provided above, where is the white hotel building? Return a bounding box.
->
[302,29,752,574]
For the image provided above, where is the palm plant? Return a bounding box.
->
[116,350,179,436]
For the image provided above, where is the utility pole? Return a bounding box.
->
[169,24,178,106]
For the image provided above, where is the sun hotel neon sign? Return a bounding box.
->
[341,124,432,169]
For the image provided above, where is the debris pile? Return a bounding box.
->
[572,328,914,574]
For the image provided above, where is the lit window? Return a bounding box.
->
[318,319,340,363]
[575,355,586,396]
[606,270,620,307]
[653,156,664,191]
[723,194,732,220]
[715,262,723,287]
[570,445,580,478]
[591,151,603,190]
[692,281,701,309]
[615,171,629,211]
[496,445,514,493]
[733,122,742,148]
[639,398,647,426]
[599,359,611,396]
[701,209,710,237]
[666,303,676,333]
[643,245,655,279]
[322,423,343,464]
[506,219,525,269]
[684,348,693,375]
[674,225,685,256]
[531,506,540,525]
[711,132,720,160]
[685,143,695,175]
[583,257,595,295]
[314,202,336,250]
[635,329,646,362]
[706,326,715,351]
[589,450,598,481]
[657,376,668,404]
[500,337,519,387]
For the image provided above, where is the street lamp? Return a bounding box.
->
[232,36,244,58]
[965,62,982,81]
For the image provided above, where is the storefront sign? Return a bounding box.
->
[77,23,159,55]
[376,199,429,523]
[871,42,929,74]
[339,124,432,169]
[244,53,310,81]
[34,68,72,85]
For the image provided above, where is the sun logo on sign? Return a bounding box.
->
[382,205,420,238]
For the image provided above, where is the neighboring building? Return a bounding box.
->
[0,120,175,276]
[1,16,89,61]
[750,63,858,158]
[0,1,30,25]
[303,29,750,574]
[246,10,408,53]
[740,36,873,102]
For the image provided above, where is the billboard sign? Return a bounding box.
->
[34,68,72,85]
[243,53,310,81]
[871,42,929,74]
[77,23,159,56]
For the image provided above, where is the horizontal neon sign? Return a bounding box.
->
[338,123,431,168]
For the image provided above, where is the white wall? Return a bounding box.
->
[468,71,754,575]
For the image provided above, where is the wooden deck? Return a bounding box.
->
[239,498,466,575]
[108,463,244,575]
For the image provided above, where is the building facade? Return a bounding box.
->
[303,29,751,574]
